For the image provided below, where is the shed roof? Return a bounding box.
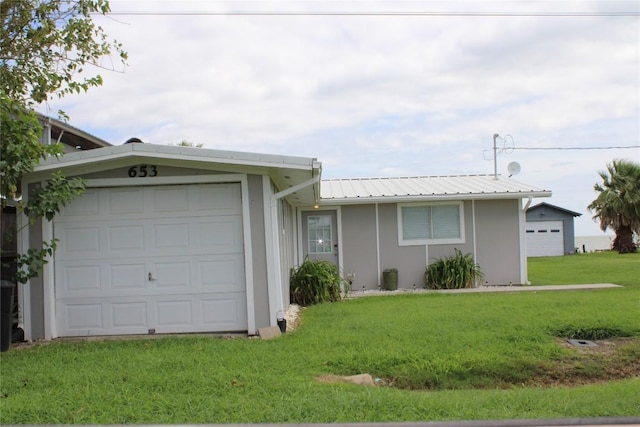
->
[38,114,111,150]
[320,175,551,204]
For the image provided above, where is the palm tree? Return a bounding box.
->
[587,159,640,254]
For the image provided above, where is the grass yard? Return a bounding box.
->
[1,251,639,424]
[528,251,640,288]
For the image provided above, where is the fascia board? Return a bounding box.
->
[320,190,552,205]
[30,145,318,183]
[35,144,317,170]
[126,144,317,169]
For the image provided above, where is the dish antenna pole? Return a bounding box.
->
[485,133,515,179]
[493,133,499,180]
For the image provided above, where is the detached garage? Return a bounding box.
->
[21,143,321,340]
[525,203,581,257]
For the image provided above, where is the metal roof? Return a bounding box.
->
[37,113,111,150]
[320,175,551,204]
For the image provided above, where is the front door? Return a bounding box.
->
[301,210,338,268]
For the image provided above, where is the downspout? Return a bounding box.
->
[520,197,533,284]
[375,203,381,289]
[472,200,478,286]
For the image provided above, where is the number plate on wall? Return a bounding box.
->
[128,165,158,178]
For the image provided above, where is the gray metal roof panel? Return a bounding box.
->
[320,175,551,202]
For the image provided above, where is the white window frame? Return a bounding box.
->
[397,201,465,246]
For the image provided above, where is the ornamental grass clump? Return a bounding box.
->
[290,258,348,306]
[424,249,483,290]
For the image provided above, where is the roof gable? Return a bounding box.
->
[526,202,582,217]
[28,143,322,206]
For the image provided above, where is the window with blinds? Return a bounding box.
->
[398,202,464,245]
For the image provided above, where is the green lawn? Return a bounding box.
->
[528,251,640,288]
[1,252,639,424]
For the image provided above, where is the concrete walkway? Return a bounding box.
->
[347,283,622,298]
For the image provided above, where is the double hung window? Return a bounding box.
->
[399,202,464,245]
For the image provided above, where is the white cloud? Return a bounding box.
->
[42,1,640,236]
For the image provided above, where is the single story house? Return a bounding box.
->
[525,202,581,257]
[19,143,550,341]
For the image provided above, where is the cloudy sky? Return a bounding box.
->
[42,1,639,236]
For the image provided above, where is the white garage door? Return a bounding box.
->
[53,183,247,337]
[526,220,564,257]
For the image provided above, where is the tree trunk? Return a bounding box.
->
[612,225,637,254]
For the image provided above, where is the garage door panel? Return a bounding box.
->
[57,217,244,260]
[111,263,146,290]
[57,293,248,336]
[154,223,190,249]
[199,218,243,251]
[63,303,104,330]
[199,256,245,291]
[62,227,101,255]
[198,184,241,213]
[109,225,145,251]
[154,262,191,288]
[112,302,147,328]
[64,265,101,291]
[153,187,189,212]
[59,189,100,218]
[58,258,245,298]
[56,263,100,297]
[108,188,144,214]
[201,296,247,328]
[526,221,564,257]
[54,183,248,337]
[156,300,193,326]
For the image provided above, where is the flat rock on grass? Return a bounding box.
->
[257,326,281,340]
[318,373,376,386]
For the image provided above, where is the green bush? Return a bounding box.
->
[424,249,483,289]
[551,325,634,340]
[290,257,348,306]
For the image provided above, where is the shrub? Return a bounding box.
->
[290,257,349,306]
[424,249,483,289]
[551,325,634,340]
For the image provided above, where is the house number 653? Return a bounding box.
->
[128,165,158,178]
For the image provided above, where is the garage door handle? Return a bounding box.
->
[148,272,154,281]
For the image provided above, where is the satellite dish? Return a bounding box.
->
[507,161,521,177]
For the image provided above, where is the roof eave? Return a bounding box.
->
[32,144,317,174]
[527,202,582,217]
[320,191,552,205]
[38,113,111,148]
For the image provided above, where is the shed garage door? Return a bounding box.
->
[53,183,247,337]
[526,220,564,257]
